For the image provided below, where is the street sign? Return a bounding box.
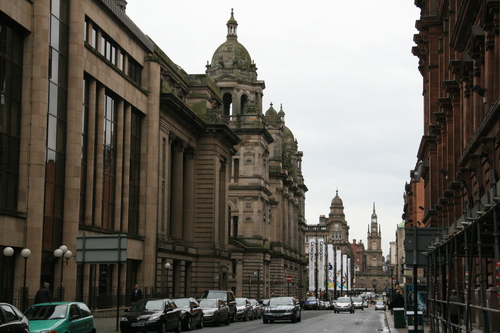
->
[286,275,292,282]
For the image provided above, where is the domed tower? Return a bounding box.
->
[328,190,350,254]
[206,9,265,116]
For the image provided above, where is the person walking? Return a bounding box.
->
[131,284,143,305]
[449,290,461,333]
[34,282,53,304]
[391,289,405,308]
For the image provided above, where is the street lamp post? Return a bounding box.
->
[54,245,72,301]
[21,249,31,310]
[254,270,260,301]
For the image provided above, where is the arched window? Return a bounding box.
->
[240,94,248,113]
[223,93,232,116]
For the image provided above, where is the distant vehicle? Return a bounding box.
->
[235,298,253,321]
[0,303,29,333]
[172,298,204,330]
[333,297,354,313]
[375,300,386,311]
[199,298,230,326]
[25,302,96,333]
[303,296,319,310]
[199,290,236,322]
[119,299,181,333]
[352,297,364,310]
[363,300,369,308]
[262,297,301,324]
[249,299,261,319]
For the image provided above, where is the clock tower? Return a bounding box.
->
[366,203,383,269]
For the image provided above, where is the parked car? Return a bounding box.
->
[249,299,261,319]
[0,303,29,333]
[199,298,230,326]
[374,300,386,311]
[235,298,253,321]
[262,296,301,324]
[24,302,95,333]
[172,298,204,330]
[119,299,181,333]
[363,300,369,308]
[199,290,236,322]
[303,296,319,310]
[333,297,354,313]
[351,297,364,310]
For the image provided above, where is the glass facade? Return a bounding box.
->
[0,14,23,213]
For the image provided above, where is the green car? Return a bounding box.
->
[24,302,96,333]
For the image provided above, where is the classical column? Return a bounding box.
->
[182,149,195,242]
[170,142,185,239]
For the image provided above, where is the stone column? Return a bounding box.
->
[182,149,195,243]
[171,142,185,239]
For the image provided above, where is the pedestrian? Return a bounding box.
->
[34,282,53,304]
[391,289,405,308]
[130,284,143,305]
[449,290,461,333]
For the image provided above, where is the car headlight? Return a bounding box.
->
[120,317,129,322]
[204,310,215,316]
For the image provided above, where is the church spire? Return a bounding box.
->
[371,202,377,223]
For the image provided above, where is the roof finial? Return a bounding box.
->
[226,8,238,38]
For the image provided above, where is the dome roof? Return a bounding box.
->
[209,9,256,73]
[331,190,343,206]
[265,103,278,116]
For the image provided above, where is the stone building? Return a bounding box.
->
[305,191,352,297]
[206,10,308,299]
[354,204,389,292]
[0,0,305,309]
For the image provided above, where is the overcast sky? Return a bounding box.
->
[126,1,423,257]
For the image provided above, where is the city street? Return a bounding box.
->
[95,306,390,333]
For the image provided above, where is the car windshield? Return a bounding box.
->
[235,299,247,306]
[131,300,164,312]
[202,291,227,300]
[173,299,189,308]
[199,299,217,308]
[337,298,350,303]
[306,297,316,301]
[376,301,384,305]
[352,298,362,302]
[25,304,68,320]
[269,298,294,306]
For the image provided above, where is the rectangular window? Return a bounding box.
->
[0,14,23,212]
[128,58,142,85]
[102,93,117,230]
[79,77,89,224]
[128,109,142,235]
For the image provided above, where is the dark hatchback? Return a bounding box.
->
[262,297,301,324]
[120,299,181,333]
[172,298,203,330]
[0,303,29,333]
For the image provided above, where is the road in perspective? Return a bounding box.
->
[96,306,390,333]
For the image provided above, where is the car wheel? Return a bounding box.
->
[174,319,182,333]
[263,318,268,324]
[158,322,166,333]
[183,316,192,331]
[196,316,204,329]
[214,315,220,327]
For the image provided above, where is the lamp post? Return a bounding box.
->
[54,245,72,301]
[21,248,31,310]
[254,270,260,301]
[3,247,14,304]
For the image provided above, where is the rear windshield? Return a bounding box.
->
[25,305,68,320]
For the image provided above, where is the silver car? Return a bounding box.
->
[374,300,386,311]
[334,297,354,313]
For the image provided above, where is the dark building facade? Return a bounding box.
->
[405,0,500,332]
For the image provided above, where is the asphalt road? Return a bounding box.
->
[95,306,390,333]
